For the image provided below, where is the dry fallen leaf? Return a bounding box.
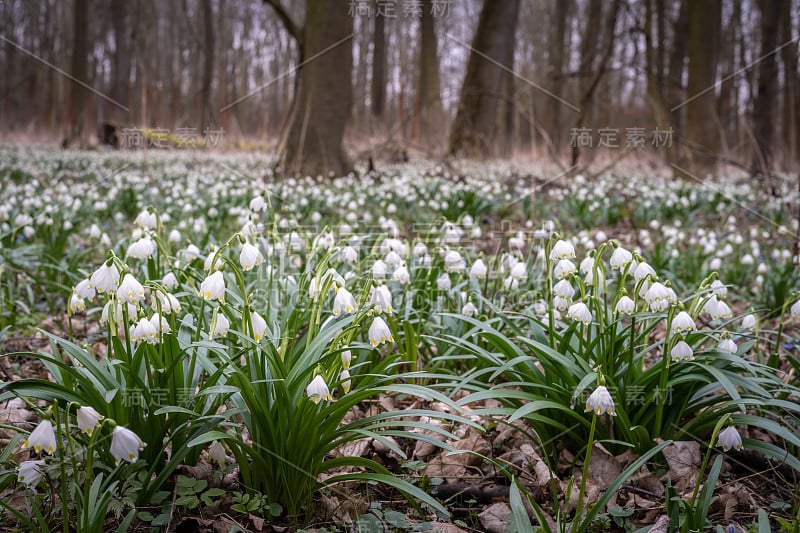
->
[661,440,700,493]
[478,502,512,533]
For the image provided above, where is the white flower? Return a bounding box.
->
[74,279,95,300]
[671,341,694,362]
[553,279,575,299]
[110,426,145,464]
[671,311,695,333]
[371,285,393,314]
[130,317,157,344]
[615,296,635,315]
[741,254,754,265]
[341,350,352,369]
[199,271,225,302]
[710,280,727,298]
[393,265,411,284]
[17,460,46,487]
[553,259,576,279]
[22,420,57,454]
[372,260,387,279]
[741,314,757,330]
[385,250,403,268]
[168,229,181,244]
[510,261,527,280]
[208,441,228,467]
[444,250,466,272]
[239,242,264,271]
[90,263,120,294]
[553,295,570,310]
[306,375,332,404]
[579,255,594,276]
[368,316,393,347]
[134,210,157,229]
[470,259,488,278]
[209,313,230,339]
[585,386,616,416]
[152,291,181,314]
[717,426,743,451]
[413,242,428,257]
[644,282,671,311]
[333,287,357,317]
[117,273,145,305]
[249,195,267,212]
[633,261,656,283]
[308,276,322,300]
[719,338,738,354]
[437,273,452,291]
[340,369,352,393]
[566,302,593,324]
[462,302,478,317]
[704,295,732,319]
[76,406,104,436]
[609,247,632,270]
[149,313,171,336]
[792,300,800,317]
[340,245,358,263]
[162,272,179,289]
[550,239,576,260]
[250,311,267,342]
[126,236,156,259]
[68,293,86,314]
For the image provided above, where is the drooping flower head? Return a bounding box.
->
[585,386,616,416]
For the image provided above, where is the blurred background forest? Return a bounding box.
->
[0,0,798,178]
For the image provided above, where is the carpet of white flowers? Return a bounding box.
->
[0,147,799,532]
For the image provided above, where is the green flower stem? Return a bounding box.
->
[573,412,597,533]
[654,307,676,437]
[684,414,731,533]
[53,404,69,533]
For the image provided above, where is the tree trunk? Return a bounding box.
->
[66,0,89,146]
[667,0,688,139]
[779,0,797,167]
[448,0,521,158]
[679,0,720,177]
[371,10,386,122]
[751,0,779,176]
[111,0,131,125]
[200,0,215,133]
[413,0,446,149]
[280,0,353,177]
[545,0,568,151]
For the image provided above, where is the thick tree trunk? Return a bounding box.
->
[545,0,568,151]
[200,0,215,133]
[371,11,386,122]
[667,0,688,139]
[65,0,88,146]
[779,0,797,167]
[413,0,446,149]
[448,0,521,158]
[111,0,131,124]
[280,0,353,177]
[679,0,720,177]
[751,0,779,176]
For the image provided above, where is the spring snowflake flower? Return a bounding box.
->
[741,314,757,330]
[719,338,738,354]
[553,279,575,299]
[550,239,576,261]
[615,296,635,315]
[671,341,694,362]
[17,460,45,487]
[239,242,264,271]
[22,420,57,454]
[710,280,728,298]
[68,293,86,314]
[130,317,158,344]
[704,295,732,319]
[413,242,428,257]
[90,263,120,294]
[110,426,145,464]
[385,250,403,269]
[791,300,800,317]
[553,259,576,280]
[633,261,656,283]
[579,255,594,276]
[341,349,352,369]
[585,386,616,416]
[369,316,393,347]
[372,260,387,279]
[149,313,171,336]
[306,375,332,404]
[554,295,570,311]
[74,279,95,300]
[644,282,671,312]
[250,311,267,342]
[671,311,695,333]
[168,229,182,244]
[340,245,358,263]
[152,291,181,314]
[127,236,156,259]
[717,426,743,451]
[208,441,227,467]
[249,195,267,212]
[371,285,393,314]
[340,369,352,393]
[162,272,179,289]
[117,273,145,305]
[391,265,410,284]
[76,406,104,436]
[610,246,633,270]
[437,273,452,291]
[333,287,357,317]
[209,312,230,339]
[470,259,488,278]
[199,271,225,302]
[462,302,478,317]
[566,302,593,324]
[444,250,466,272]
[134,209,157,229]
[510,261,527,280]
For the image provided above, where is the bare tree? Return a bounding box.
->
[371,8,386,122]
[751,0,780,177]
[412,0,446,150]
[65,0,89,146]
[448,0,521,158]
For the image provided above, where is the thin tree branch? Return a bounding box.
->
[262,0,303,46]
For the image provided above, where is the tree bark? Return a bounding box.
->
[751,0,779,176]
[448,0,521,158]
[65,0,89,146]
[280,0,353,177]
[110,0,130,124]
[545,0,568,151]
[413,0,446,149]
[779,0,798,166]
[200,0,215,133]
[371,9,386,122]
